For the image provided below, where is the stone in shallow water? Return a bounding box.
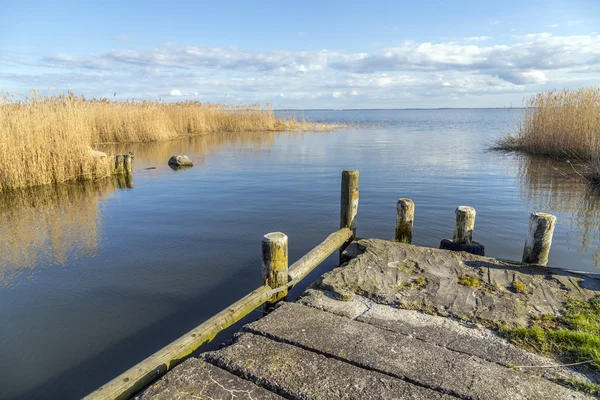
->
[168,155,194,167]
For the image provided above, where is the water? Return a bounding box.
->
[1,109,599,399]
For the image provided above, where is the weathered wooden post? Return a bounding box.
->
[114,155,125,174]
[522,212,556,266]
[123,153,132,174]
[440,205,484,255]
[340,170,359,262]
[262,232,289,309]
[454,206,476,244]
[395,198,414,244]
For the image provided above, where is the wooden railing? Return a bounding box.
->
[84,171,359,400]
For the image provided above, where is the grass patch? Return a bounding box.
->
[458,275,482,288]
[551,377,600,396]
[502,297,600,371]
[493,87,600,181]
[511,280,529,294]
[0,90,340,191]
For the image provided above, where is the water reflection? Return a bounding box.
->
[0,131,287,287]
[99,131,283,170]
[517,155,600,266]
[0,180,119,287]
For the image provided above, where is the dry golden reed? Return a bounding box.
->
[495,88,600,177]
[0,90,337,191]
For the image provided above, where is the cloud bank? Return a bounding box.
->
[2,33,599,107]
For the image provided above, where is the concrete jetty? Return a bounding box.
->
[136,239,600,400]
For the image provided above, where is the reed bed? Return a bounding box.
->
[494,88,600,179]
[0,91,337,191]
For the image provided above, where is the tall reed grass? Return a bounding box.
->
[495,88,600,179]
[0,91,336,191]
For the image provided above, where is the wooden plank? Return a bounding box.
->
[288,228,353,282]
[84,285,272,400]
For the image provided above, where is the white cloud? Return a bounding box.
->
[568,20,584,26]
[3,33,600,107]
[462,36,493,42]
[548,24,560,28]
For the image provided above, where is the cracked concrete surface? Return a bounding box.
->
[139,239,600,399]
[135,359,282,400]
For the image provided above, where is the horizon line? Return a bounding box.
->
[274,107,525,111]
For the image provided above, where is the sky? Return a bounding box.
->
[1,0,599,108]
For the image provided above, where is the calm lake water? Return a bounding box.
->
[2,109,600,399]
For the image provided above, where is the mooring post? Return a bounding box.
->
[395,198,414,244]
[262,232,289,308]
[440,205,484,255]
[454,206,476,244]
[522,212,556,266]
[114,155,125,174]
[340,170,359,261]
[123,153,132,174]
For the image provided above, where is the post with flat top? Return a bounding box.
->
[454,205,476,244]
[340,170,359,262]
[395,198,414,244]
[440,205,485,256]
[262,232,289,310]
[522,212,556,266]
[123,153,132,174]
[114,155,125,174]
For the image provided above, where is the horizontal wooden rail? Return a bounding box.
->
[86,171,360,400]
[84,285,272,400]
[288,227,353,282]
[85,228,353,400]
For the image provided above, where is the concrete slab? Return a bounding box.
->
[135,359,282,400]
[205,332,453,399]
[299,289,598,384]
[244,302,590,400]
[320,239,600,327]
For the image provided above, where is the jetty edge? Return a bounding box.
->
[86,170,598,399]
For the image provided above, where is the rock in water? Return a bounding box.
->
[168,155,194,167]
[89,149,108,158]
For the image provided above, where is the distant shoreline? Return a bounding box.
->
[276,107,524,111]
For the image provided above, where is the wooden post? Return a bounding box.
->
[262,232,289,306]
[340,170,359,262]
[123,154,132,174]
[522,212,556,266]
[114,155,125,174]
[453,206,476,245]
[395,198,414,244]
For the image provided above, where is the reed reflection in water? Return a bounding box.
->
[516,155,600,266]
[98,130,286,171]
[0,180,120,287]
[0,131,286,288]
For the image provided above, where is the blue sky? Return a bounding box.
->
[1,0,599,108]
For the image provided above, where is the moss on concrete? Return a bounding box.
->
[458,275,482,288]
[512,281,529,294]
[397,277,427,290]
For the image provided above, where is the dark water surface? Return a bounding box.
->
[1,109,600,399]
